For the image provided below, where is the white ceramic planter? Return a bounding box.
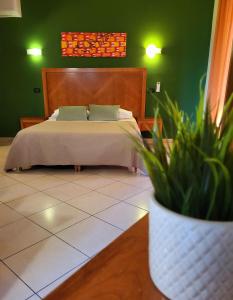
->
[149,197,233,300]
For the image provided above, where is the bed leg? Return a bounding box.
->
[74,165,81,172]
[128,167,137,173]
[15,167,22,173]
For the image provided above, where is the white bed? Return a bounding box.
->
[5,68,147,171]
[5,118,141,171]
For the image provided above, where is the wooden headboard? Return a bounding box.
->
[42,68,147,120]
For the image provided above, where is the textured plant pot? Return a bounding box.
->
[149,197,233,300]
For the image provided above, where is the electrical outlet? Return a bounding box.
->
[33,87,41,94]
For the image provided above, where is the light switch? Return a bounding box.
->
[156,82,161,93]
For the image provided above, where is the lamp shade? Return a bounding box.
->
[27,48,42,56]
[146,45,162,58]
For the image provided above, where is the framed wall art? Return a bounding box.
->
[61,32,127,57]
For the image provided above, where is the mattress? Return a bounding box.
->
[5,118,141,171]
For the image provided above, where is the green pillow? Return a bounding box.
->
[57,106,87,121]
[89,104,120,121]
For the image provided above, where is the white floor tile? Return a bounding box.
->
[57,216,122,257]
[27,294,41,300]
[26,176,67,191]
[48,169,93,181]
[0,176,18,189]
[0,204,22,227]
[38,260,89,298]
[118,174,152,188]
[0,153,152,299]
[44,182,91,202]
[0,218,50,259]
[5,236,88,292]
[7,192,61,216]
[98,167,132,179]
[95,202,147,230]
[125,189,154,211]
[96,181,143,200]
[0,262,34,300]
[68,191,119,214]
[29,203,89,234]
[0,183,37,203]
[6,170,46,183]
[74,175,115,190]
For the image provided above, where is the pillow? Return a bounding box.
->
[118,108,133,119]
[53,109,59,117]
[56,106,88,121]
[48,109,59,120]
[89,104,120,121]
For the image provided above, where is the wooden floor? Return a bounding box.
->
[45,215,166,300]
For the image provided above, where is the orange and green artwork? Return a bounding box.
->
[61,32,127,57]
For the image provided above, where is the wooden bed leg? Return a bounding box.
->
[74,165,81,172]
[128,167,137,173]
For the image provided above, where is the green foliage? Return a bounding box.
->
[134,83,233,221]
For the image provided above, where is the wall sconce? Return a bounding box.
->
[146,45,162,58]
[26,48,42,56]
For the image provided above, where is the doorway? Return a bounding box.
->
[206,0,233,123]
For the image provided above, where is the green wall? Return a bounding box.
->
[0,0,214,136]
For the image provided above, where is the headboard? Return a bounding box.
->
[42,68,147,120]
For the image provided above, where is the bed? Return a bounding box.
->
[5,68,147,171]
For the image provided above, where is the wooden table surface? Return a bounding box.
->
[45,215,167,300]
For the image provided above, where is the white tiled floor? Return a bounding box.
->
[96,181,144,200]
[95,202,148,230]
[67,191,119,214]
[29,203,89,234]
[6,170,46,183]
[26,176,67,191]
[0,176,18,189]
[125,189,154,211]
[57,216,122,257]
[27,295,41,300]
[73,174,115,189]
[7,192,61,216]
[5,236,88,292]
[0,218,51,259]
[0,262,34,300]
[0,145,151,299]
[0,204,22,227]
[37,260,89,298]
[0,183,37,203]
[44,182,90,202]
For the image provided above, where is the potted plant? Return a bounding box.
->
[133,83,233,300]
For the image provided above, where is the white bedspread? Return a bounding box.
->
[5,119,141,171]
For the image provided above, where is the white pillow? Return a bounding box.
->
[48,108,90,121]
[49,107,132,120]
[118,108,133,119]
[48,109,59,120]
